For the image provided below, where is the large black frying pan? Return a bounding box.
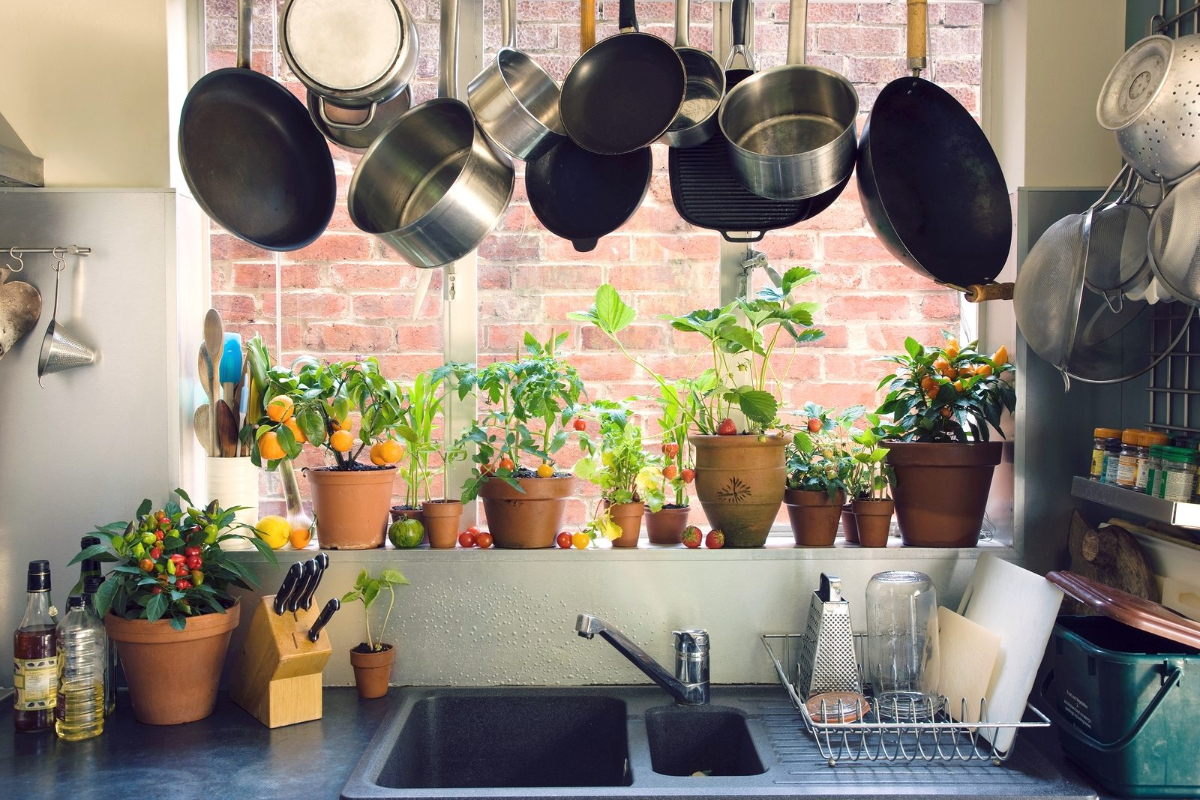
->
[856,0,1011,299]
[179,0,335,252]
[559,0,685,155]
[526,0,651,251]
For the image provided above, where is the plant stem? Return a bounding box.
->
[380,585,395,646]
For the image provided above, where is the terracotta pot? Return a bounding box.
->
[690,434,786,548]
[105,602,240,725]
[350,643,395,699]
[306,466,395,549]
[784,489,845,547]
[644,505,690,545]
[479,476,574,548]
[886,441,1003,547]
[840,503,859,544]
[852,498,894,548]
[608,501,644,547]
[389,505,427,545]
[421,500,463,548]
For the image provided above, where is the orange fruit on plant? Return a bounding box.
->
[920,375,937,393]
[941,406,953,418]
[536,463,554,478]
[330,429,354,453]
[266,395,294,423]
[259,431,287,461]
[663,465,679,480]
[953,379,964,394]
[957,366,975,378]
[992,344,1009,366]
[944,338,960,359]
[369,443,387,466]
[379,440,405,464]
[498,457,515,472]
[976,363,993,377]
[284,418,307,444]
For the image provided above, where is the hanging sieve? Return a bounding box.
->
[1148,170,1200,306]
[1014,212,1089,384]
[37,248,97,386]
[1082,165,1153,313]
[1061,292,1192,385]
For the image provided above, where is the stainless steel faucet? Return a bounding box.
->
[575,613,710,705]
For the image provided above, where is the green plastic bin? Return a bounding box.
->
[1048,615,1199,798]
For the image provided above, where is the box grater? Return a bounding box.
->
[796,573,861,700]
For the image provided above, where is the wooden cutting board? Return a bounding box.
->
[1064,511,1158,615]
[936,607,1000,724]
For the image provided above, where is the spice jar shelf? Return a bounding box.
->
[1071,475,1200,529]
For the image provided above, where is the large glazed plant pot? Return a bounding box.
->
[479,476,574,548]
[690,435,786,548]
[105,602,240,725]
[887,441,1002,547]
[840,503,859,544]
[784,489,845,547]
[645,505,690,545]
[306,466,396,550]
[350,643,395,699]
[421,500,463,549]
[852,498,894,548]
[608,501,644,548]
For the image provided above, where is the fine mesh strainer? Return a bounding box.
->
[1083,166,1153,312]
[1097,32,1200,184]
[1014,212,1089,382]
[1148,169,1200,305]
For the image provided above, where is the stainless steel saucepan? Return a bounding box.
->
[660,0,725,149]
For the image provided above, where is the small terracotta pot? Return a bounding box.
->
[784,488,845,547]
[105,602,240,725]
[608,501,644,547]
[306,465,396,549]
[852,498,894,548]
[645,505,690,545]
[350,643,395,699]
[421,500,463,548]
[690,434,786,548]
[840,503,859,544]
[886,441,1002,547]
[479,476,574,548]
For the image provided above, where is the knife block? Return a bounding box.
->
[230,595,332,728]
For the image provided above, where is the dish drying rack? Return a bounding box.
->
[761,633,1051,766]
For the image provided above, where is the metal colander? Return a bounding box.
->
[1149,170,1200,305]
[1083,168,1152,311]
[1015,212,1089,378]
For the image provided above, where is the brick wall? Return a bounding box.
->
[205,0,979,522]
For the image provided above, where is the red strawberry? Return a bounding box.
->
[662,442,679,459]
[717,418,737,435]
[663,465,679,480]
[807,418,822,433]
[681,468,695,484]
[682,525,703,549]
[705,530,725,549]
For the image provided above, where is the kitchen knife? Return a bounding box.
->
[289,559,318,614]
[308,598,340,643]
[273,562,304,616]
[302,552,331,611]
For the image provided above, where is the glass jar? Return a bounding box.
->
[865,571,942,722]
[1137,432,1169,494]
[1115,429,1142,488]
[1159,447,1198,503]
[1091,427,1121,480]
[1102,438,1123,484]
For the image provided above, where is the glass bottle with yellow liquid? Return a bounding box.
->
[55,594,106,741]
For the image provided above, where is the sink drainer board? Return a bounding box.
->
[341,686,1095,799]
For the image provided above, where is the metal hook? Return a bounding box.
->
[7,247,24,273]
[51,246,66,272]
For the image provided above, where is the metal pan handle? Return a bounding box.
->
[674,0,690,49]
[502,0,516,50]
[318,97,379,131]
[438,0,460,100]
[907,0,927,75]
[726,0,754,71]
[237,0,253,70]
[618,0,638,33]
[787,0,808,67]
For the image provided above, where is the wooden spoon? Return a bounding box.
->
[216,399,240,458]
[203,309,224,455]
[194,403,213,457]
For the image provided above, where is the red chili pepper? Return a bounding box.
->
[184,546,201,557]
[150,547,163,560]
[186,555,202,570]
[169,553,186,564]
[175,579,192,590]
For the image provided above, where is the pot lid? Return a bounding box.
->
[1048,570,1200,650]
[285,0,403,92]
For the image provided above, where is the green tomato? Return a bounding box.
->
[141,532,157,546]
[132,543,146,559]
[389,518,425,549]
[203,524,219,545]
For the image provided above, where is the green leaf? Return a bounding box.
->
[95,576,118,618]
[136,499,153,519]
[146,592,167,623]
[175,488,194,506]
[297,406,326,445]
[736,389,778,425]
[379,569,409,587]
[593,284,636,334]
[68,544,112,566]
[780,266,817,295]
[904,337,924,360]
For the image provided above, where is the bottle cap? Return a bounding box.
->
[66,595,84,609]
[1094,427,1122,439]
[83,575,103,595]
[1121,429,1141,445]
[80,535,100,549]
[27,560,51,592]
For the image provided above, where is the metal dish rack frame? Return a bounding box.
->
[762,633,1051,766]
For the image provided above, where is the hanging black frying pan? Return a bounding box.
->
[559,0,686,155]
[179,0,336,251]
[856,0,1012,300]
[526,0,652,252]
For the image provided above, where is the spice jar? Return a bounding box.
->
[1136,432,1169,493]
[1102,437,1123,484]
[1091,428,1122,480]
[1150,446,1198,502]
[1115,429,1142,488]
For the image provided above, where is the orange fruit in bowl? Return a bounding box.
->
[330,429,354,453]
[267,395,294,423]
[259,431,287,461]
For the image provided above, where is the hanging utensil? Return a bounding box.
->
[660,0,724,149]
[37,249,96,386]
[194,403,214,458]
[306,87,412,154]
[0,250,41,362]
[1014,212,1089,386]
[1148,169,1200,305]
[1061,294,1193,385]
[220,332,243,411]
[857,0,1012,295]
[1082,165,1154,312]
[718,0,858,201]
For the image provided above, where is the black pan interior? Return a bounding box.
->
[180,69,336,252]
[526,140,652,251]
[863,77,1011,285]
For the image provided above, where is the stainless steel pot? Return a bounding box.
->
[281,0,418,130]
[347,0,514,269]
[660,0,724,149]
[717,0,858,200]
[307,86,411,154]
[466,0,565,161]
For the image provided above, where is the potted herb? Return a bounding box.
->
[341,567,409,699]
[571,273,823,547]
[574,401,667,547]
[876,336,1015,547]
[849,414,894,548]
[646,380,695,545]
[458,332,584,548]
[69,490,276,725]
[252,357,407,550]
[785,404,861,547]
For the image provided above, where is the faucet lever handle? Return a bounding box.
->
[673,629,710,653]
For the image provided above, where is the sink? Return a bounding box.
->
[644,705,764,777]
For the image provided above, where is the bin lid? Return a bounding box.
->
[1048,570,1200,649]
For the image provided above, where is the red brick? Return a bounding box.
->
[807,324,849,349]
[395,325,443,351]
[485,324,575,354]
[566,353,638,382]
[756,232,817,261]
[791,381,879,412]
[809,264,863,290]
[822,233,896,262]
[817,26,902,55]
[543,294,597,323]
[329,263,413,290]
[210,234,269,261]
[211,264,228,291]
[265,292,348,318]
[631,235,719,263]
[808,2,857,23]
[825,294,910,320]
[858,3,907,24]
[374,354,448,380]
[212,293,256,321]
[847,56,908,84]
[304,323,394,352]
[865,324,952,352]
[232,263,323,289]
[583,325,665,352]
[478,234,541,261]
[479,293,541,321]
[933,57,982,85]
[352,294,414,319]
[512,264,603,290]
[607,264,697,291]
[543,235,631,262]
[920,291,961,320]
[931,26,982,56]
[935,2,982,27]
[865,264,942,292]
[478,263,512,290]
[282,234,374,263]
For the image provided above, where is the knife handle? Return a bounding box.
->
[289,559,317,614]
[304,552,331,610]
[273,562,304,616]
[308,598,340,643]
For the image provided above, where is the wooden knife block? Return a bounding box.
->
[230,595,331,728]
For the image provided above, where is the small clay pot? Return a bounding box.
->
[645,505,690,545]
[852,498,894,548]
[690,434,786,548]
[350,643,395,699]
[886,441,1002,547]
[479,476,574,548]
[306,465,396,549]
[784,488,845,547]
[105,602,240,725]
[608,501,644,547]
[421,499,463,548]
[840,503,859,544]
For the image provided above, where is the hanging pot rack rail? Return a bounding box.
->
[3,246,91,257]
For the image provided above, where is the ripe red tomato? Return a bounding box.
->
[573,419,587,431]
[556,532,573,549]
[476,532,493,549]
[498,458,515,472]
[807,418,822,433]
[458,531,477,548]
[466,525,481,536]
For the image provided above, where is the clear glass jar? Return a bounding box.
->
[1091,427,1121,480]
[1137,432,1169,494]
[1102,439,1122,484]
[1160,447,1198,503]
[1115,429,1141,488]
[865,571,942,722]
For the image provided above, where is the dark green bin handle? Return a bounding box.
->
[1041,666,1182,753]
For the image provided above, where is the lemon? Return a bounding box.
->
[255,515,291,550]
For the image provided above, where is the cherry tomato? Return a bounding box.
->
[476,532,493,549]
[556,532,573,549]
[139,558,154,572]
[498,458,515,472]
[459,531,477,548]
[572,531,590,550]
[151,586,162,595]
[466,525,481,536]
[573,419,587,431]
[807,418,822,433]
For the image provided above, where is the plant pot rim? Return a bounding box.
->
[105,600,240,643]
[784,488,846,505]
[422,498,462,505]
[351,642,394,655]
[645,504,690,514]
[884,439,1003,467]
[479,474,576,500]
[690,433,785,448]
[307,464,396,472]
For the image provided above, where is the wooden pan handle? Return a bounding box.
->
[907,0,927,74]
[964,283,1014,303]
[581,0,596,53]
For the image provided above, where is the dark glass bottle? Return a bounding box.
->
[77,535,101,590]
[14,561,58,733]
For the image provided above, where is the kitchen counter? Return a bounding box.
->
[1,688,1111,800]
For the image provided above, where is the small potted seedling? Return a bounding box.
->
[784,404,862,547]
[850,415,894,548]
[341,567,409,699]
